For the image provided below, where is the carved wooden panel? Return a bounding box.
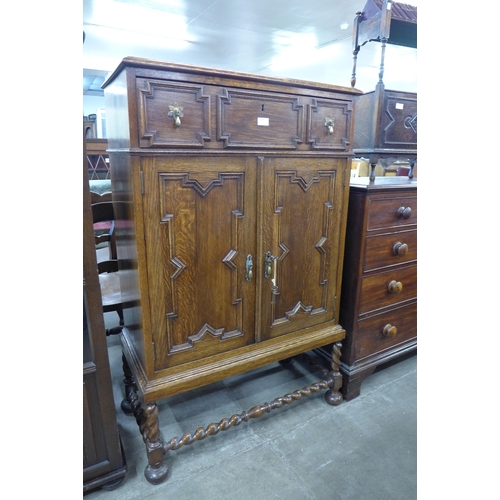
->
[259,157,346,340]
[141,156,257,371]
[307,98,352,151]
[379,91,417,150]
[217,89,303,149]
[136,78,211,148]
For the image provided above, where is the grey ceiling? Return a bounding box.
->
[83,0,418,97]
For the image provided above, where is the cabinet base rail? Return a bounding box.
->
[122,342,343,485]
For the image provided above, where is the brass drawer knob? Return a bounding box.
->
[396,206,412,220]
[392,242,409,257]
[383,324,398,337]
[388,280,403,294]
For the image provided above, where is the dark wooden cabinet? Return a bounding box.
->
[352,86,417,180]
[102,57,361,484]
[333,177,417,400]
[83,135,126,492]
[353,87,417,154]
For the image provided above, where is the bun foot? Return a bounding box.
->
[120,398,134,415]
[144,462,169,485]
[324,389,343,406]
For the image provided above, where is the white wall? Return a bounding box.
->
[83,95,106,117]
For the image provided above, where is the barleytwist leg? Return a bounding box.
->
[324,341,343,406]
[143,403,169,485]
[120,352,134,414]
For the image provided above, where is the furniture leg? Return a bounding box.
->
[143,403,169,485]
[120,353,134,415]
[341,366,377,401]
[324,341,343,406]
[124,377,170,485]
[117,305,124,326]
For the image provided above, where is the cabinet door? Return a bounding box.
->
[141,156,257,371]
[259,157,346,340]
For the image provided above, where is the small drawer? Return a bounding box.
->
[364,229,417,272]
[217,88,302,149]
[367,195,417,231]
[136,78,212,148]
[355,301,417,359]
[306,98,352,151]
[359,264,417,315]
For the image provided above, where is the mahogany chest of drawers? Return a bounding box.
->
[336,177,417,400]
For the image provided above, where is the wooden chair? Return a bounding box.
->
[91,192,123,335]
[91,191,117,261]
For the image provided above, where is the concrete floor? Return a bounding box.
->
[85,312,417,500]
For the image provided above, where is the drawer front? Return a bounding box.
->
[136,78,211,148]
[364,229,417,272]
[359,265,417,314]
[217,88,302,149]
[356,301,417,359]
[307,98,352,151]
[379,91,417,150]
[367,195,417,231]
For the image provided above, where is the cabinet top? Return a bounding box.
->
[102,56,363,97]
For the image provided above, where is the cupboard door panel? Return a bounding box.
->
[259,157,345,340]
[142,156,257,370]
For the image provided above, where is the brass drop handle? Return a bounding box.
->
[264,251,272,279]
[246,254,253,282]
[383,324,398,337]
[392,242,409,257]
[264,251,279,303]
[168,102,184,127]
[388,280,403,294]
[396,205,412,220]
[324,116,334,135]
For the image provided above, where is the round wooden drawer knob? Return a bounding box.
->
[388,280,403,294]
[396,206,412,220]
[392,242,409,257]
[383,324,398,337]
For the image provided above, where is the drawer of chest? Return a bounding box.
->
[364,229,417,272]
[306,98,352,151]
[355,301,417,359]
[367,195,417,231]
[359,264,417,315]
[136,78,212,148]
[217,88,303,149]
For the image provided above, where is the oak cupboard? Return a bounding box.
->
[83,133,126,492]
[102,57,361,484]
